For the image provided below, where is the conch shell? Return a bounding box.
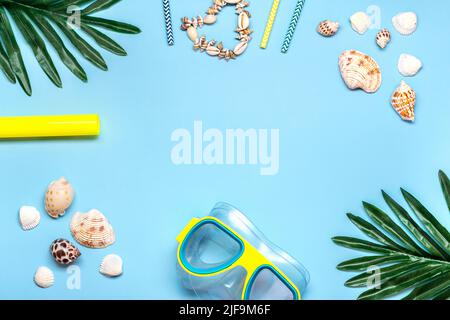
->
[70,209,115,248]
[339,50,382,93]
[391,81,416,122]
[45,177,74,219]
[317,20,339,37]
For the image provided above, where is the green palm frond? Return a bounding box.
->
[332,170,450,300]
[0,0,140,96]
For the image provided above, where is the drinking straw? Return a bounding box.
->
[281,0,306,53]
[260,0,281,49]
[0,114,100,139]
[162,0,174,46]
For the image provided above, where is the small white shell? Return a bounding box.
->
[204,15,217,25]
[34,266,54,288]
[100,254,123,277]
[350,11,371,35]
[233,41,248,56]
[19,206,40,231]
[376,29,391,49]
[238,12,250,30]
[187,26,198,42]
[398,54,422,77]
[392,12,417,35]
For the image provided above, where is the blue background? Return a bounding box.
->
[1,0,449,300]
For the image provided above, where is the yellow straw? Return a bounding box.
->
[260,0,281,49]
[0,114,100,139]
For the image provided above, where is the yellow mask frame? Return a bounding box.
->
[176,216,301,300]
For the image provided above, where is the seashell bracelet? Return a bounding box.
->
[180,0,252,61]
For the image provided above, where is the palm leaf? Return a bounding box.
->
[0,0,140,95]
[333,170,450,300]
[439,170,450,212]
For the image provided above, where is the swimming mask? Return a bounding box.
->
[176,202,309,300]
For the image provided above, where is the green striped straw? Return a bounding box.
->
[281,0,306,53]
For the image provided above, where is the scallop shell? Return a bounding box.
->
[19,206,40,231]
[392,12,417,35]
[34,266,54,288]
[50,239,81,265]
[350,11,371,35]
[70,209,115,248]
[45,177,74,219]
[398,54,422,77]
[317,20,340,37]
[391,81,416,122]
[100,254,123,277]
[376,29,391,49]
[339,50,382,93]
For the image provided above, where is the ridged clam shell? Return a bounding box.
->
[50,239,81,265]
[45,177,74,219]
[100,254,123,277]
[376,29,391,49]
[19,206,40,231]
[391,81,416,122]
[317,20,340,37]
[70,209,115,249]
[392,12,417,35]
[34,266,54,288]
[398,54,422,77]
[350,11,371,35]
[339,50,382,93]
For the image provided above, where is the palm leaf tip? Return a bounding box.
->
[0,0,139,95]
[439,170,450,211]
[334,173,450,300]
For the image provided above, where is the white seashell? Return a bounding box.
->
[34,266,54,288]
[233,41,248,56]
[204,14,217,25]
[225,0,241,4]
[392,12,417,35]
[398,54,422,77]
[100,254,123,277]
[391,81,416,122]
[350,11,371,35]
[70,209,115,248]
[45,177,74,219]
[19,206,40,231]
[206,46,220,56]
[317,20,340,37]
[238,12,249,30]
[339,50,382,93]
[187,26,198,42]
[376,29,391,49]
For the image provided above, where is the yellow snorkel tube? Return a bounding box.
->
[0,114,100,139]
